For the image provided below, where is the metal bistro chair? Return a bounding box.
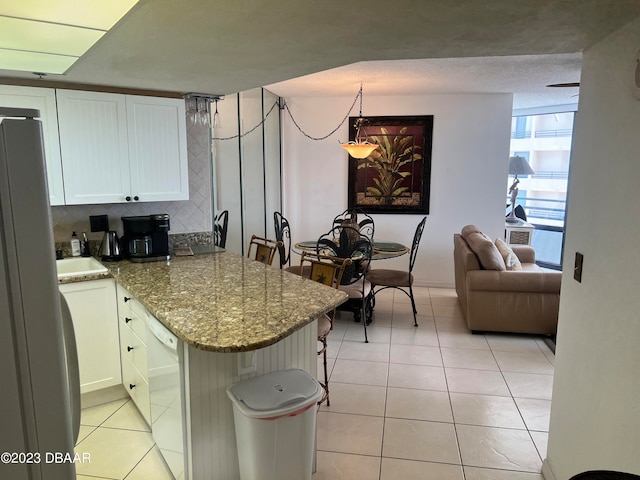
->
[332,208,375,239]
[213,210,228,248]
[274,211,291,268]
[298,251,351,406]
[247,235,282,266]
[367,216,427,327]
[273,211,308,274]
[317,225,375,342]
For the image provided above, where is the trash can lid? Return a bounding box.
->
[227,369,322,418]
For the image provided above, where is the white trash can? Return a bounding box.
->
[226,368,323,480]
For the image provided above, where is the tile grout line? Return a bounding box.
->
[434,302,467,479]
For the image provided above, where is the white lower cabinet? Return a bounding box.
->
[117,285,151,425]
[59,279,121,394]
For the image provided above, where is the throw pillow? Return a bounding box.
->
[495,237,523,271]
[465,232,506,271]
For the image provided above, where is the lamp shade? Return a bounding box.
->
[341,142,379,159]
[509,156,535,176]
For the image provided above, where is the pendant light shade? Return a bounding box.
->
[341,141,379,159]
[341,84,379,159]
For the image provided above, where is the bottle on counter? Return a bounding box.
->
[70,231,81,257]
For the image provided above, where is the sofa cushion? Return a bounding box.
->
[465,232,506,271]
[461,224,482,240]
[495,238,523,271]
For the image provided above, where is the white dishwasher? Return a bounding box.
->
[147,314,188,480]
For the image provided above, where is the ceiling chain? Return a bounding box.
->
[210,86,362,142]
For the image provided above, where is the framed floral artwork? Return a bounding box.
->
[347,115,433,214]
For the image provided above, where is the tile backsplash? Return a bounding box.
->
[51,121,213,243]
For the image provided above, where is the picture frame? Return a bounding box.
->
[347,115,433,214]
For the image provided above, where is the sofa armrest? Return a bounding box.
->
[467,269,561,294]
[511,245,535,264]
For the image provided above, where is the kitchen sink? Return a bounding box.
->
[56,257,108,279]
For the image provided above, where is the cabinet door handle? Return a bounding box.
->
[129,384,136,390]
[125,317,132,323]
[133,195,139,201]
[124,297,131,302]
[125,196,132,202]
[127,346,134,352]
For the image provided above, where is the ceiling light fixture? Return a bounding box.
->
[0,1,140,75]
[340,83,379,159]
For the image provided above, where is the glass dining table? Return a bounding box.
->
[293,240,409,260]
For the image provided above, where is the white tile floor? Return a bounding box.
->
[75,398,174,480]
[75,286,554,479]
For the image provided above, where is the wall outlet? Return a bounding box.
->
[574,252,584,283]
[237,351,256,375]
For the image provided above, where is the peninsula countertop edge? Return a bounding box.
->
[104,251,349,352]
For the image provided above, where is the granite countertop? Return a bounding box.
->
[58,270,112,284]
[102,251,348,353]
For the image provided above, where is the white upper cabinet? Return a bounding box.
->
[56,89,130,205]
[0,85,65,205]
[126,96,188,202]
[56,89,189,205]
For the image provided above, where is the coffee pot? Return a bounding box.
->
[99,231,121,261]
[121,214,170,262]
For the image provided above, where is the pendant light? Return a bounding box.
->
[340,83,379,159]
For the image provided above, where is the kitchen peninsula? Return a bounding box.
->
[108,251,348,479]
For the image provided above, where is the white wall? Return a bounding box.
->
[281,93,513,287]
[544,18,640,480]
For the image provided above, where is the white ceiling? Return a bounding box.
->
[265,54,583,109]
[2,0,640,109]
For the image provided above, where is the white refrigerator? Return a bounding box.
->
[0,107,80,479]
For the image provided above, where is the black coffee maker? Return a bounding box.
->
[121,214,170,263]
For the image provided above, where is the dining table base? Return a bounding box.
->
[337,296,373,324]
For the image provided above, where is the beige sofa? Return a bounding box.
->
[453,225,561,335]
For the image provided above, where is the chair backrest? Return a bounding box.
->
[247,235,282,265]
[317,226,372,285]
[514,204,527,221]
[408,217,427,273]
[213,210,228,248]
[299,251,352,290]
[273,211,291,268]
[332,208,375,239]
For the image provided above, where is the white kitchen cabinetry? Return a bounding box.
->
[56,89,130,204]
[59,279,121,394]
[117,285,151,425]
[0,85,65,205]
[56,90,188,205]
[126,95,189,202]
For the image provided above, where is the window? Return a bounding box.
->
[509,111,575,270]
